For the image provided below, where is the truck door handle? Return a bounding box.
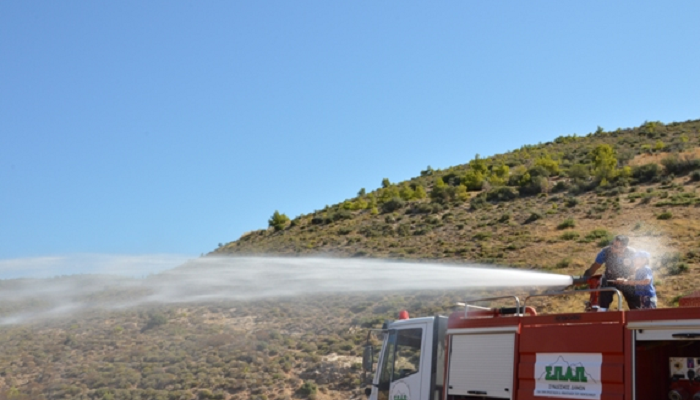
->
[672,333,700,338]
[467,391,487,395]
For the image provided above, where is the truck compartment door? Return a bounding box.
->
[447,332,516,399]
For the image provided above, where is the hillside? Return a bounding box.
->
[3,118,700,400]
[216,119,700,307]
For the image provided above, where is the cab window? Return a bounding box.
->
[393,328,422,379]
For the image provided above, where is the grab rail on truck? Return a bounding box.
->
[524,287,623,311]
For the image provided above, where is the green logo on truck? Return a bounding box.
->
[545,365,588,382]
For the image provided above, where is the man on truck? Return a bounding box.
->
[583,234,641,310]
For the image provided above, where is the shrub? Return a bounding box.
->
[660,252,682,266]
[268,211,290,231]
[397,224,411,237]
[690,170,700,182]
[473,232,492,241]
[552,181,569,193]
[560,231,580,241]
[382,197,406,213]
[567,164,591,181]
[535,156,561,176]
[632,163,661,183]
[597,235,614,247]
[524,212,543,224]
[519,176,549,196]
[298,382,318,398]
[565,197,580,207]
[555,257,572,269]
[332,209,353,221]
[498,213,511,223]
[582,229,612,244]
[142,313,168,332]
[668,262,689,276]
[557,218,576,230]
[661,154,700,175]
[486,187,518,202]
[657,211,673,220]
[470,195,489,210]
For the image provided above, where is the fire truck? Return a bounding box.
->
[361,278,700,400]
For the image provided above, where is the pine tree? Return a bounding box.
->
[268,211,290,231]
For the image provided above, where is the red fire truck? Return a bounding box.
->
[362,282,700,400]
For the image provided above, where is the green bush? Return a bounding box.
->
[337,227,352,235]
[560,231,580,241]
[597,235,614,247]
[381,197,406,213]
[268,211,290,231]
[473,232,492,240]
[582,229,613,245]
[397,224,411,237]
[567,164,591,181]
[552,181,569,193]
[486,187,519,202]
[632,163,661,183]
[557,218,576,230]
[657,211,673,220]
[333,209,353,221]
[555,257,572,269]
[661,154,700,175]
[298,382,318,398]
[411,202,439,214]
[142,313,168,332]
[690,170,700,182]
[498,213,511,223]
[668,262,689,275]
[586,228,610,240]
[518,176,549,196]
[565,197,580,207]
[470,195,489,210]
[524,212,543,224]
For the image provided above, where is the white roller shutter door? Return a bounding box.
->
[447,333,515,399]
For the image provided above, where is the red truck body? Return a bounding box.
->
[444,305,700,400]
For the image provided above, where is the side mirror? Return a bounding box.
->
[362,345,374,372]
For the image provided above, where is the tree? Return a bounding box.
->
[358,188,366,197]
[399,183,414,200]
[413,185,427,199]
[567,164,590,181]
[421,166,434,176]
[469,156,488,175]
[268,211,290,231]
[590,144,618,181]
[381,178,391,188]
[430,177,449,203]
[534,156,560,176]
[462,170,484,191]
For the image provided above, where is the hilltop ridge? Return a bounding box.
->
[215,119,700,307]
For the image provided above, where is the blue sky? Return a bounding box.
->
[1,2,699,274]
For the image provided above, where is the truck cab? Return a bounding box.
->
[365,315,447,400]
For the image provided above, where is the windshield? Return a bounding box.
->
[376,327,423,400]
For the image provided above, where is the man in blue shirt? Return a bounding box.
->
[614,250,657,309]
[583,235,640,310]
